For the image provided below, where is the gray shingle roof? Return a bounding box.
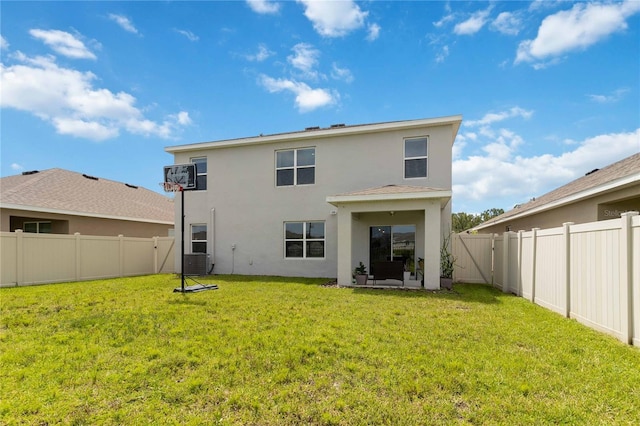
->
[477,153,640,229]
[0,168,174,223]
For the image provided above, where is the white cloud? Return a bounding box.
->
[288,43,319,72]
[331,63,353,83]
[453,128,640,209]
[464,107,533,127]
[11,163,24,171]
[367,23,381,41]
[454,9,491,35]
[297,0,368,37]
[452,134,468,160]
[288,43,321,79]
[434,13,455,28]
[53,117,119,140]
[481,128,524,160]
[0,53,189,141]
[29,29,96,60]
[1,35,9,50]
[588,88,629,103]
[434,2,455,28]
[172,111,192,126]
[108,14,139,34]
[246,0,281,14]
[516,1,640,65]
[435,45,450,63]
[259,74,337,112]
[175,29,199,42]
[491,12,522,36]
[245,43,274,62]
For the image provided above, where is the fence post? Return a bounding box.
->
[15,229,24,286]
[562,223,573,318]
[517,230,524,297]
[502,232,510,293]
[153,236,159,274]
[75,232,82,281]
[620,211,637,345]
[491,234,496,287]
[531,228,539,303]
[119,234,125,277]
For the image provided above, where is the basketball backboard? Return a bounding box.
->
[163,164,196,190]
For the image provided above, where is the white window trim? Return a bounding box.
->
[191,223,207,254]
[283,221,325,259]
[23,221,52,233]
[275,147,315,187]
[403,136,429,179]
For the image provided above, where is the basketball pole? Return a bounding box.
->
[180,185,185,293]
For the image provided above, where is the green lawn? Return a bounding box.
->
[1,275,639,425]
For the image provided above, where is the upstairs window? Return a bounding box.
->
[404,137,428,179]
[276,148,315,186]
[191,157,207,190]
[284,221,325,258]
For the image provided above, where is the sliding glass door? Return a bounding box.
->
[369,225,416,276]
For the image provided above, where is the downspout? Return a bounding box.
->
[208,208,215,274]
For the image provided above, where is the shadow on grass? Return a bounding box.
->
[170,275,505,305]
[350,283,504,304]
[180,274,331,286]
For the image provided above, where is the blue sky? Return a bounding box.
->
[1,0,639,214]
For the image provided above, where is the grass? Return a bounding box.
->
[1,274,639,425]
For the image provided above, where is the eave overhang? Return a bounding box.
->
[474,172,640,231]
[327,186,452,209]
[166,115,462,154]
[0,203,174,225]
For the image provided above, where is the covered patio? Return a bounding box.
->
[327,185,452,290]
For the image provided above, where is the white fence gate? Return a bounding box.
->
[1,231,175,287]
[452,212,639,347]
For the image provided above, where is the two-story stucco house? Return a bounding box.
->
[165,115,461,289]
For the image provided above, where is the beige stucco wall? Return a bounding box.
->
[477,184,640,234]
[1,208,173,238]
[172,122,456,279]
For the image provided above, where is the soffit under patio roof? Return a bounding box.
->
[327,184,451,207]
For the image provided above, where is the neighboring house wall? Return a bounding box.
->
[478,184,640,234]
[1,208,173,238]
[168,118,458,281]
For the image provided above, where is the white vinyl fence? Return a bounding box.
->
[452,212,639,347]
[1,230,175,287]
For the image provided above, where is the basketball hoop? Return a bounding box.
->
[160,182,183,193]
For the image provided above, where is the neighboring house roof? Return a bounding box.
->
[475,153,640,230]
[0,168,174,224]
[166,115,462,153]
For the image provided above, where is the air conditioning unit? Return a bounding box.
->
[183,253,209,275]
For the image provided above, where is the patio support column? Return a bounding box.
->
[336,207,353,286]
[423,200,441,290]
